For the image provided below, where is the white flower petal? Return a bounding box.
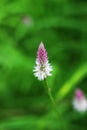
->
[73,97,87,112]
[33,61,52,80]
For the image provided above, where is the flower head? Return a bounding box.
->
[21,15,34,27]
[33,42,52,80]
[73,89,87,112]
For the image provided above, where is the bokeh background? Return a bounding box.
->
[0,0,87,130]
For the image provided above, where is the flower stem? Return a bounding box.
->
[44,79,57,113]
[44,79,65,130]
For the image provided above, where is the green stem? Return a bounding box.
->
[44,79,65,130]
[44,79,58,113]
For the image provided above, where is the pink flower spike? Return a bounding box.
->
[37,42,48,64]
[73,89,87,112]
[33,42,52,80]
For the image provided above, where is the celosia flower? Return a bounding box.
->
[33,42,52,80]
[73,89,87,112]
[21,15,34,26]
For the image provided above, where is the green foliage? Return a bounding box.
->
[0,0,87,130]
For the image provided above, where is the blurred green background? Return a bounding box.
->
[0,0,87,130]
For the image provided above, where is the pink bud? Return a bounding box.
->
[75,89,84,100]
